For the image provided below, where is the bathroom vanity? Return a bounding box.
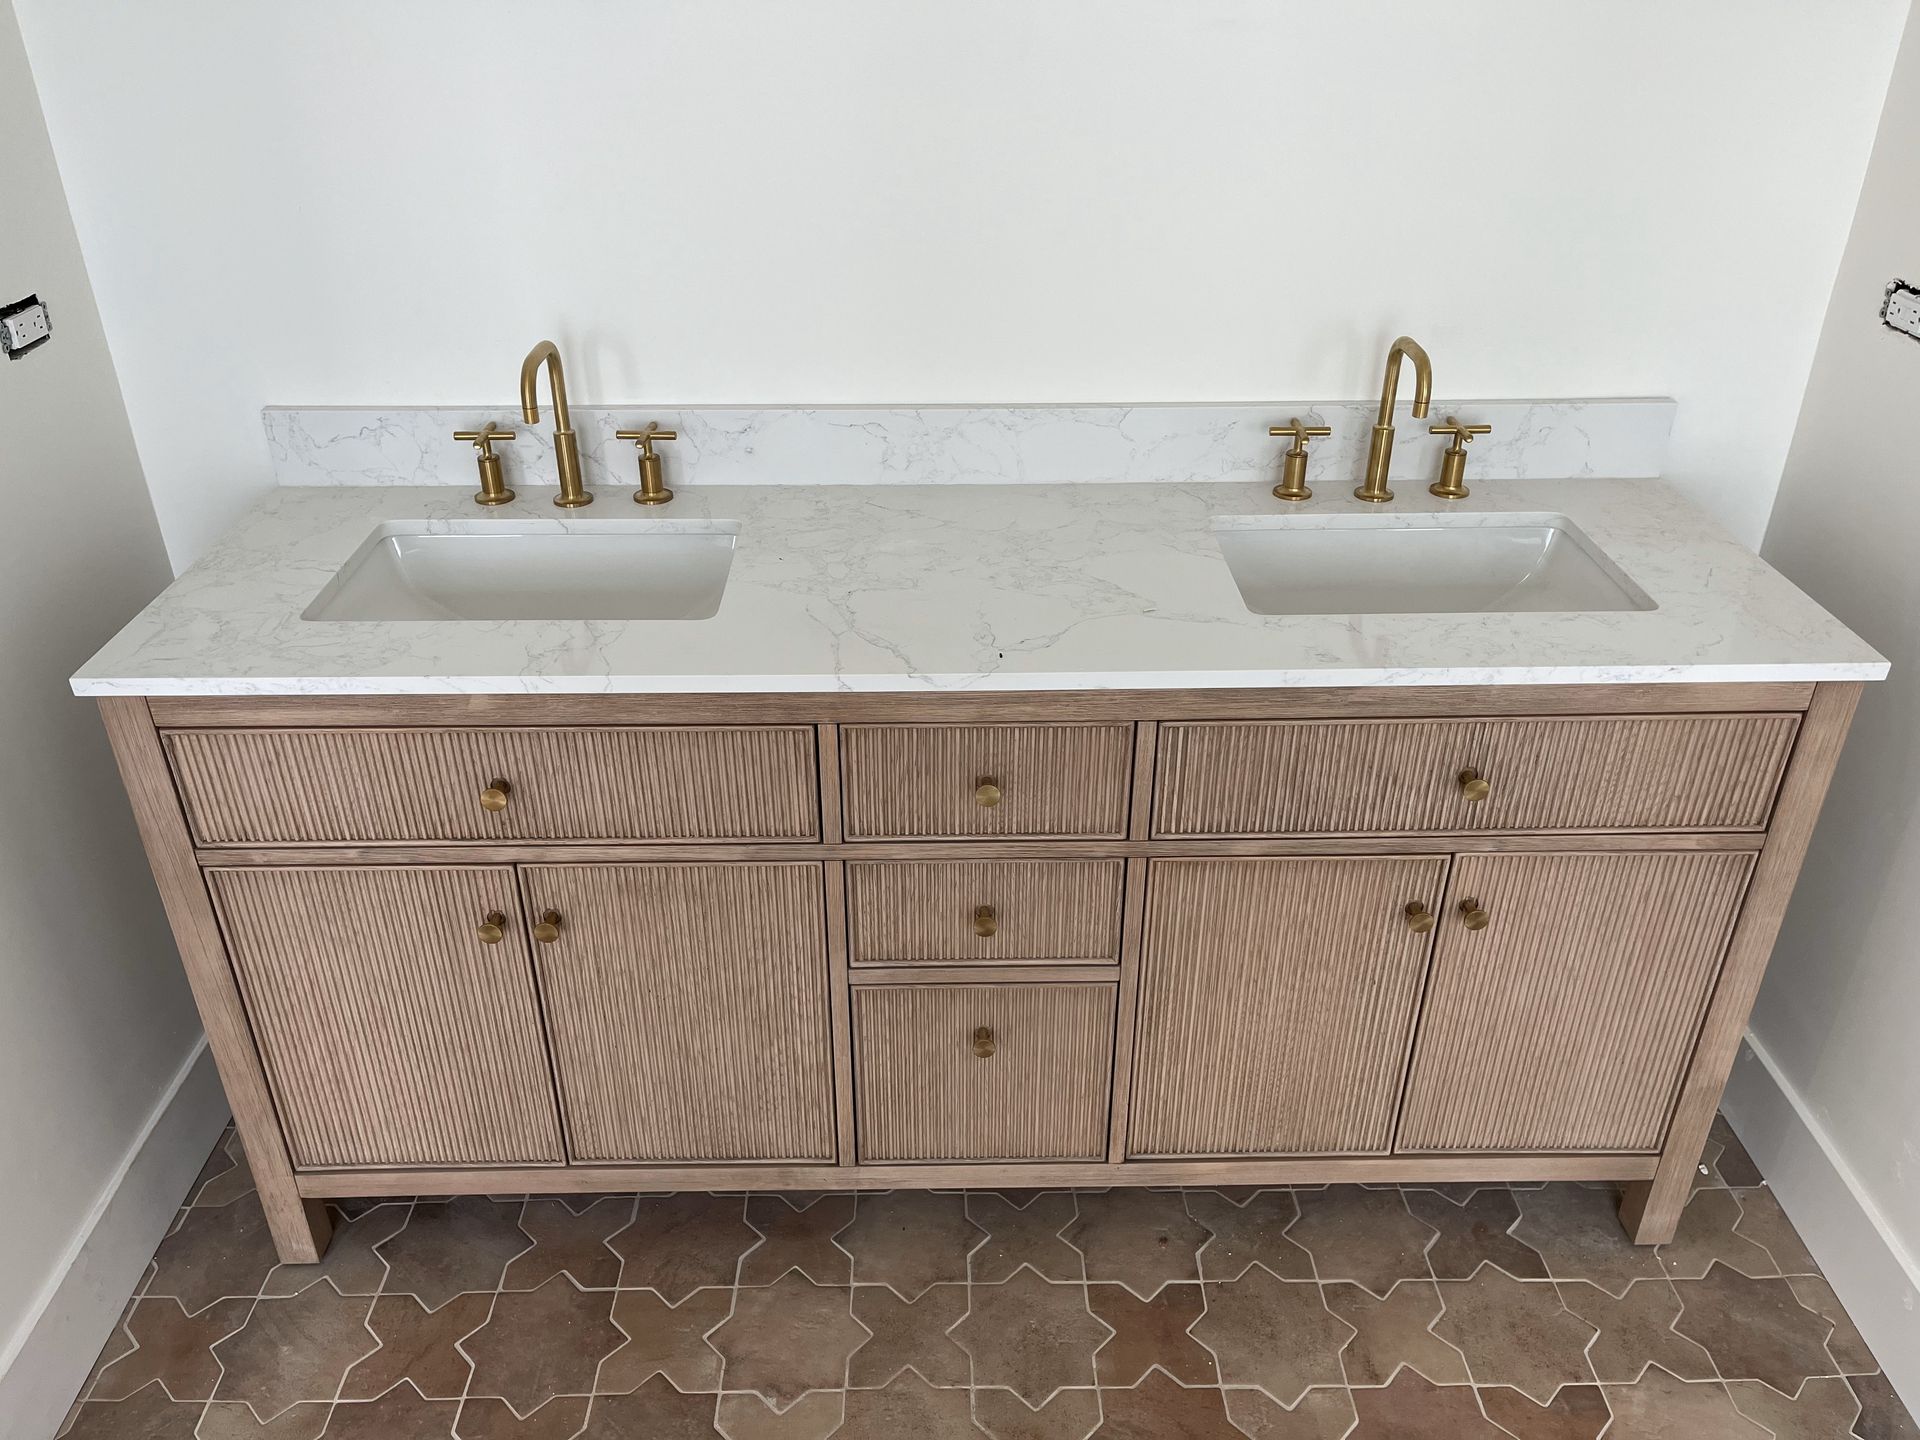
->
[76,476,1885,1266]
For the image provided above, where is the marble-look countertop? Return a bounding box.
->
[72,480,1886,696]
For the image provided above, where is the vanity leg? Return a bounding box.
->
[98,698,335,1265]
[1617,682,1860,1245]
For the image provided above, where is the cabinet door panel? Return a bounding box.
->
[525,863,835,1163]
[209,866,563,1169]
[1398,851,1754,1154]
[1129,857,1447,1157]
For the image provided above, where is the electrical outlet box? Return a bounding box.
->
[1883,279,1920,343]
[0,294,51,359]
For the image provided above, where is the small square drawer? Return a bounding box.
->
[840,724,1132,840]
[853,983,1115,1161]
[1153,714,1799,837]
[847,860,1124,966]
[165,726,820,845]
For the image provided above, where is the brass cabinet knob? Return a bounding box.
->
[973,1025,996,1059]
[531,909,564,944]
[1458,898,1491,931]
[973,905,999,938]
[475,911,507,945]
[974,778,1002,808]
[480,779,513,813]
[1457,768,1491,803]
[1403,901,1436,935]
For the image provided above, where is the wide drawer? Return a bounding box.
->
[1153,714,1799,837]
[846,860,1125,966]
[853,983,1115,1161]
[166,726,820,845]
[840,723,1132,839]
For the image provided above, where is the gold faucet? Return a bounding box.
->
[1357,336,1433,503]
[518,341,591,507]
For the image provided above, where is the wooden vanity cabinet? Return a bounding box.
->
[101,681,1858,1266]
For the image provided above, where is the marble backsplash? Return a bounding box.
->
[264,399,1674,491]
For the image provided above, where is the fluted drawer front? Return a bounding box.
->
[847,860,1125,965]
[167,726,819,844]
[1154,714,1798,837]
[1398,850,1755,1154]
[208,866,564,1170]
[854,983,1115,1161]
[841,724,1132,839]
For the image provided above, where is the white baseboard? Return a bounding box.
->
[0,1038,229,1440]
[1721,1035,1920,1414]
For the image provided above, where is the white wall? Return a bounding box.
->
[1734,0,1920,1403]
[0,2,214,1432]
[13,0,1907,569]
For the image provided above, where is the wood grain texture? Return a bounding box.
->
[1129,857,1448,1157]
[207,866,564,1169]
[853,983,1115,1161]
[166,725,819,844]
[1154,714,1799,837]
[1397,850,1756,1155]
[823,859,857,1166]
[522,863,835,1163]
[840,723,1132,839]
[846,859,1124,965]
[98,699,333,1263]
[1622,680,1862,1242]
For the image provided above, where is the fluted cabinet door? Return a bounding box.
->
[1397,850,1755,1154]
[523,864,835,1163]
[1129,857,1449,1157]
[208,866,564,1170]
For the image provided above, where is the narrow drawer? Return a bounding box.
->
[840,724,1132,840]
[854,983,1115,1161]
[1154,714,1799,837]
[847,860,1124,966]
[165,726,820,845]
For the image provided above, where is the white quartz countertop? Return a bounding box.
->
[72,480,1887,696]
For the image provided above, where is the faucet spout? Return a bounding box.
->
[1359,335,1433,503]
[518,341,590,507]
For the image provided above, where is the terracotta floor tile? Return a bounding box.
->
[848,1281,970,1388]
[837,1371,985,1439]
[1559,1278,1714,1383]
[260,1202,406,1299]
[504,1197,633,1291]
[72,1297,138,1404]
[1346,1371,1505,1438]
[376,1198,532,1311]
[1431,1268,1596,1403]
[195,1399,331,1438]
[1287,1188,1436,1297]
[1786,1274,1879,1374]
[1671,1263,1840,1396]
[954,1270,1109,1404]
[1732,1187,1822,1275]
[61,1384,204,1440]
[1706,1116,1765,1188]
[579,1377,717,1439]
[1091,1371,1243,1438]
[186,1129,256,1209]
[717,1389,845,1439]
[322,1383,460,1439]
[1221,1385,1357,1439]
[968,1192,1083,1284]
[340,1291,489,1401]
[1477,1383,1611,1439]
[1191,1269,1351,1405]
[1511,1185,1664,1296]
[972,1385,1102,1440]
[838,1191,982,1299]
[599,1286,729,1394]
[1323,1279,1469,1388]
[1407,1189,1549,1282]
[1087,1281,1216,1388]
[1849,1372,1920,1440]
[1186,1190,1312,1283]
[211,1280,378,1420]
[1727,1375,1863,1437]
[462,1276,623,1415]
[708,1271,867,1406]
[1600,1366,1770,1438]
[1656,1188,1778,1281]
[740,1193,856,1287]
[144,1198,281,1315]
[610,1194,757,1301]
[1062,1191,1207,1300]
[89,1296,251,1402]
[454,1394,590,1439]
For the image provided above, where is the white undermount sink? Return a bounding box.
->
[303,520,738,621]
[1214,512,1655,616]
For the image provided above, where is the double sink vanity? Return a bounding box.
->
[74,352,1887,1269]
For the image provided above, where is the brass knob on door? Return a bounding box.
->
[1457,768,1491,803]
[973,905,999,938]
[532,909,564,944]
[480,779,513,813]
[974,778,1002,808]
[1403,901,1436,934]
[1458,898,1491,931]
[973,1025,996,1058]
[475,911,507,945]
